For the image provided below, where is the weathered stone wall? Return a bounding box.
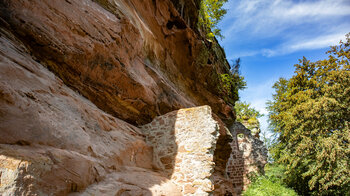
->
[140,109,267,196]
[226,131,245,194]
[141,106,228,195]
[210,115,237,196]
[226,122,268,194]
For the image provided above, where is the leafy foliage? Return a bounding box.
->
[199,0,228,39]
[243,164,298,196]
[234,101,262,131]
[267,33,350,195]
[218,58,246,104]
[235,101,263,122]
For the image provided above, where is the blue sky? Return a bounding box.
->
[217,0,350,137]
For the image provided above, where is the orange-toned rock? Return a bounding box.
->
[184,184,197,194]
[0,0,234,125]
[0,27,178,195]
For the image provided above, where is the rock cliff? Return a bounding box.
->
[0,0,233,125]
[0,0,266,195]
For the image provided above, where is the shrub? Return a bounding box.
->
[243,164,298,196]
[234,101,262,123]
[218,58,246,104]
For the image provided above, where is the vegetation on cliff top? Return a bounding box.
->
[218,58,246,105]
[199,0,228,39]
[266,33,350,195]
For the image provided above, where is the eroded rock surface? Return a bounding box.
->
[70,166,182,196]
[0,0,234,125]
[0,27,177,195]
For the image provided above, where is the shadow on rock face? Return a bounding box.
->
[0,26,238,195]
[0,26,179,195]
[141,106,223,195]
[0,18,220,196]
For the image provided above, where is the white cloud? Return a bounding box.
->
[262,32,347,57]
[227,50,260,59]
[288,33,344,51]
[219,0,350,57]
[227,32,348,58]
[222,0,350,38]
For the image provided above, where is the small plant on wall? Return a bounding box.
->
[199,0,228,39]
[218,58,246,104]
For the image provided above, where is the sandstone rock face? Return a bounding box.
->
[70,166,182,196]
[226,122,268,194]
[0,27,178,195]
[0,0,234,125]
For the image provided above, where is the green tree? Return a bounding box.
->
[235,101,262,122]
[199,0,228,39]
[267,33,350,195]
[234,101,262,135]
[235,101,262,120]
